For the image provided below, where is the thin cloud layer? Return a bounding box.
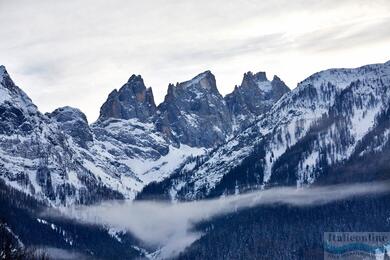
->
[52,181,390,258]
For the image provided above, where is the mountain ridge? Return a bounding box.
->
[1,60,389,205]
[0,65,289,205]
[136,60,390,201]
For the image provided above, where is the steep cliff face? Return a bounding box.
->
[98,74,157,122]
[225,71,290,131]
[157,71,233,147]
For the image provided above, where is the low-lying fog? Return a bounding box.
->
[47,181,390,259]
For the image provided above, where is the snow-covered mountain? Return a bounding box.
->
[0,65,126,205]
[138,60,390,200]
[2,60,389,205]
[0,66,288,205]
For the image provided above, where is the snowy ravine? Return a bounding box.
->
[0,65,287,205]
[137,60,390,201]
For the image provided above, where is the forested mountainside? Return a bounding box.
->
[177,192,390,260]
[0,179,148,259]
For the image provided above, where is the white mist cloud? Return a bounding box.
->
[52,181,390,259]
[42,247,88,260]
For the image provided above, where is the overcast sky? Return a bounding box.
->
[1,0,390,121]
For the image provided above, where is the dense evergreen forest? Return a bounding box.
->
[178,192,390,259]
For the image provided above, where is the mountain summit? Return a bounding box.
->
[98,74,157,122]
[157,71,232,147]
[225,71,290,130]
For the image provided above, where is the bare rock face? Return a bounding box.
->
[93,74,171,164]
[225,71,290,130]
[96,70,289,150]
[98,74,157,122]
[157,71,233,147]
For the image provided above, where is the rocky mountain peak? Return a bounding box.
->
[240,71,281,95]
[0,66,38,111]
[126,74,149,97]
[0,67,40,136]
[0,66,17,93]
[225,71,290,130]
[47,106,93,148]
[270,75,290,98]
[272,75,281,82]
[0,65,6,79]
[98,74,157,122]
[243,71,268,83]
[178,70,219,94]
[48,106,89,124]
[158,71,232,147]
[127,74,143,82]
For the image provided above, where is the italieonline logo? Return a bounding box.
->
[324,232,390,260]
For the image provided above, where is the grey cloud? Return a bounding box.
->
[165,16,390,67]
[41,247,89,260]
[164,33,288,65]
[1,0,389,120]
[293,16,390,53]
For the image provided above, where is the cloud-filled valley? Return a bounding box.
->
[49,181,390,258]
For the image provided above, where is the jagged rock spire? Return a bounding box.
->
[179,70,219,91]
[98,74,157,122]
[242,71,268,85]
[158,70,232,147]
[225,71,290,130]
[0,65,18,93]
